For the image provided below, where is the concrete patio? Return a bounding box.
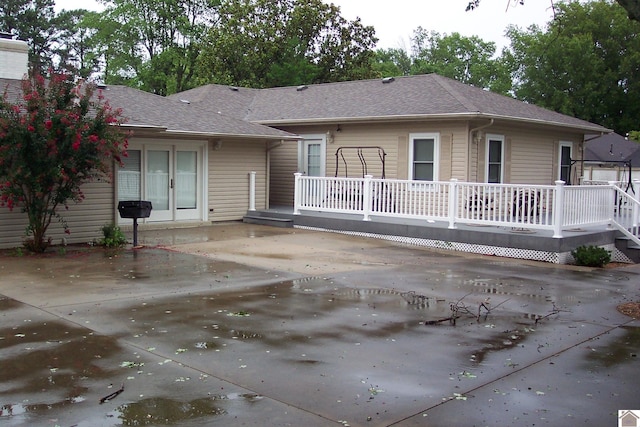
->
[1,223,639,426]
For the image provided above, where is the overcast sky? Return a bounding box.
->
[53,0,556,52]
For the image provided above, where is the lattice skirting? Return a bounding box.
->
[294,226,633,265]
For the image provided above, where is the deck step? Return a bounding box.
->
[615,234,640,263]
[243,214,294,228]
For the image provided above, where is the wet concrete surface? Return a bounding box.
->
[1,223,640,426]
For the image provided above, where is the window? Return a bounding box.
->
[118,149,141,200]
[559,142,572,184]
[409,133,439,181]
[486,135,504,183]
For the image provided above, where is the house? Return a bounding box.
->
[172,75,610,207]
[2,34,626,261]
[583,132,640,193]
[0,35,297,248]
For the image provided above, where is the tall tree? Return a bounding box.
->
[197,0,378,88]
[505,0,640,134]
[466,0,640,22]
[91,0,219,95]
[53,9,102,79]
[0,0,57,74]
[409,28,512,94]
[371,48,413,77]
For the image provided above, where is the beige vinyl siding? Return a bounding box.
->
[0,209,30,248]
[278,122,468,180]
[269,141,298,207]
[510,134,554,184]
[267,122,471,207]
[209,139,267,221]
[472,126,583,185]
[450,131,469,181]
[269,121,586,209]
[0,179,115,249]
[505,128,581,185]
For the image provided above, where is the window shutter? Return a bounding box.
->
[504,137,512,183]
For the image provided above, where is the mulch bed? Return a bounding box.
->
[617,302,640,319]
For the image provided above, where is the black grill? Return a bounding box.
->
[117,201,152,219]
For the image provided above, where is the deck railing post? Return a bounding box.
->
[634,180,640,228]
[363,175,373,221]
[249,171,256,211]
[293,173,302,215]
[608,181,618,229]
[448,178,458,229]
[552,180,565,238]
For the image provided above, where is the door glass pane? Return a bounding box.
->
[307,143,322,176]
[147,150,169,210]
[177,151,197,209]
[118,150,141,200]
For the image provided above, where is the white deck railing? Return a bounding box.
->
[292,174,640,242]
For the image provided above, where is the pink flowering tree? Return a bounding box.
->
[0,72,128,252]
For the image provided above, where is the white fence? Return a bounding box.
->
[292,174,640,241]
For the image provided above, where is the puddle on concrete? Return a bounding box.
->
[586,326,640,367]
[0,295,21,311]
[0,249,252,289]
[113,275,558,367]
[1,395,86,418]
[111,393,263,426]
[0,319,122,398]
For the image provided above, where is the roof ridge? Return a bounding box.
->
[432,74,480,112]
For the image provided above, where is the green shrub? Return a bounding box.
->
[99,224,127,248]
[571,245,611,267]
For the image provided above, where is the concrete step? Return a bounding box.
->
[243,214,294,228]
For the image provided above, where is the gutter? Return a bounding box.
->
[170,130,298,140]
[129,128,300,141]
[253,112,611,134]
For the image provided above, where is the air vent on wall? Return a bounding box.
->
[296,85,308,91]
[382,77,395,84]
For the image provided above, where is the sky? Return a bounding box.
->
[53,0,556,52]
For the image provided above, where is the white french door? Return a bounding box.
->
[118,142,204,223]
[300,135,326,177]
[146,148,173,221]
[175,149,199,220]
[299,135,326,206]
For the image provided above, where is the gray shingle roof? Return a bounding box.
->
[585,133,640,166]
[102,85,296,139]
[0,79,295,140]
[173,74,610,133]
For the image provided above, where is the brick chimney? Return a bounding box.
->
[0,32,29,80]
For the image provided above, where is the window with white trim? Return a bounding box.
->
[409,133,439,181]
[486,135,504,183]
[559,142,572,183]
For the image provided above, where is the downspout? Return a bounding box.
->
[469,119,494,182]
